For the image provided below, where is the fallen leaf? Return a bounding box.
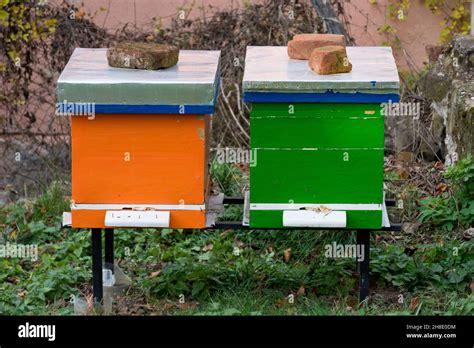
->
[86,294,94,311]
[434,161,444,170]
[176,302,198,310]
[396,167,410,180]
[436,183,448,192]
[150,270,161,278]
[409,297,420,311]
[202,244,213,252]
[162,302,175,311]
[276,298,288,307]
[306,205,332,214]
[283,248,291,263]
[346,296,358,309]
[296,286,305,296]
[17,289,27,299]
[396,151,414,163]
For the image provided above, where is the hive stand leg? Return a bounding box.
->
[91,228,103,304]
[104,228,114,274]
[357,230,370,303]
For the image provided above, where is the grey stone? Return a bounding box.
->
[107,42,179,70]
[387,35,473,163]
[418,35,473,164]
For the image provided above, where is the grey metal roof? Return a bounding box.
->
[243,46,400,94]
[57,48,221,106]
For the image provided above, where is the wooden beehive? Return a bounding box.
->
[57,48,221,229]
[243,46,400,229]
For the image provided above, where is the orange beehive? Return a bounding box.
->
[57,48,221,229]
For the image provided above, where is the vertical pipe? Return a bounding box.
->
[91,228,103,304]
[471,0,474,36]
[104,228,114,274]
[357,230,370,303]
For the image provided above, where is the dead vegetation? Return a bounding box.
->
[1,0,325,195]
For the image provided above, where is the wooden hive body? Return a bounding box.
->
[243,46,400,229]
[57,48,220,229]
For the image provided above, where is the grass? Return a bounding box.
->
[0,161,473,316]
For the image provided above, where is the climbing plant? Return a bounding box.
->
[0,0,56,122]
[371,0,471,43]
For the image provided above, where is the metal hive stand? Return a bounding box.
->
[88,196,400,306]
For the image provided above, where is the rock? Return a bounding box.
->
[308,45,352,75]
[425,45,446,64]
[386,36,473,163]
[402,222,421,234]
[107,42,179,70]
[463,227,474,240]
[417,35,473,165]
[287,33,345,60]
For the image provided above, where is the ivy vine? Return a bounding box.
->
[372,0,471,44]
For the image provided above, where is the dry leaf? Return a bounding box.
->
[436,183,448,192]
[86,294,94,311]
[346,296,358,309]
[202,244,213,252]
[306,205,332,214]
[176,302,198,310]
[409,297,420,311]
[276,298,287,307]
[396,167,410,180]
[17,289,27,299]
[162,302,175,311]
[397,151,414,163]
[150,270,161,278]
[296,286,305,296]
[434,161,444,170]
[283,248,291,263]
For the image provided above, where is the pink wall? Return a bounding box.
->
[342,0,446,70]
[59,0,451,69]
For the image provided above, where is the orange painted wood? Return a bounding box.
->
[71,209,206,229]
[71,114,210,205]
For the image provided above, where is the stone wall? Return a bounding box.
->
[418,36,474,164]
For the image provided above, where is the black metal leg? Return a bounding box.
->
[355,234,359,273]
[104,228,114,274]
[357,230,370,303]
[91,228,103,304]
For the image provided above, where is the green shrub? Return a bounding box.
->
[418,155,474,231]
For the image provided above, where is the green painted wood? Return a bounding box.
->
[251,117,383,149]
[249,102,385,229]
[250,103,383,119]
[249,210,382,229]
[250,148,384,204]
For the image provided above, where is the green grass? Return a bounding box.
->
[0,163,473,316]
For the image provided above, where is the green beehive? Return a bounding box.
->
[243,46,400,229]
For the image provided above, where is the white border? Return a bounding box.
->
[250,203,382,211]
[72,203,205,211]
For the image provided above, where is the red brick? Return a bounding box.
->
[308,45,352,75]
[287,33,345,60]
